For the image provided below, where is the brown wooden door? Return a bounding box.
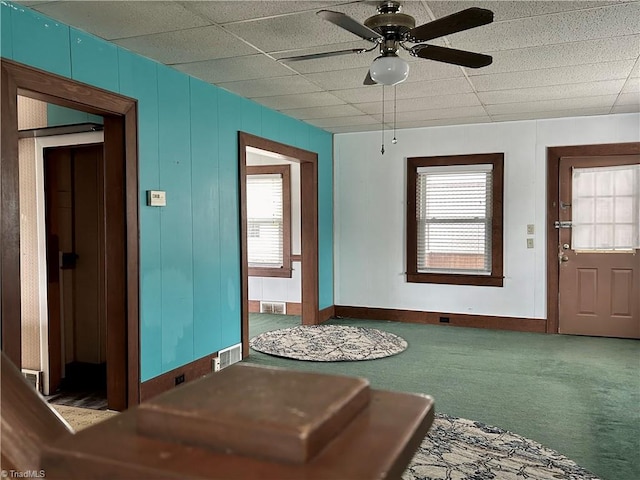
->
[558,155,639,338]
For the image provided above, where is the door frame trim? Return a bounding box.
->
[238,132,320,358]
[0,59,140,408]
[546,142,640,334]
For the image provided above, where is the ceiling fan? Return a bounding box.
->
[279,1,494,86]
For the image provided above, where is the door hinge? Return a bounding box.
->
[554,221,572,229]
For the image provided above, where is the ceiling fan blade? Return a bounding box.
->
[317,10,382,41]
[407,7,493,42]
[364,71,376,85]
[412,44,492,68]
[278,48,368,62]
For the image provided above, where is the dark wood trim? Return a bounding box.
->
[335,305,546,333]
[319,305,335,323]
[139,353,217,402]
[0,61,21,366]
[246,164,292,278]
[239,132,320,358]
[406,153,504,287]
[248,300,302,316]
[291,254,302,262]
[0,59,140,408]
[546,142,640,334]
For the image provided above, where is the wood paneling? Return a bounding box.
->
[335,305,546,333]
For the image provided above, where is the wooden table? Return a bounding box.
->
[42,364,434,479]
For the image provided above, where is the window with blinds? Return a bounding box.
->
[416,164,493,275]
[247,173,284,268]
[406,153,504,287]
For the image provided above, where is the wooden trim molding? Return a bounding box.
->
[140,353,218,402]
[406,153,504,287]
[319,305,335,324]
[239,132,320,358]
[1,59,140,408]
[546,142,640,334]
[335,306,546,333]
[246,164,292,278]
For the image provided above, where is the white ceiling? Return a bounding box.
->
[17,0,640,133]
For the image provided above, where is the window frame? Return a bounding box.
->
[246,164,292,278]
[406,153,504,287]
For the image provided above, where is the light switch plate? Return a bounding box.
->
[527,224,535,235]
[147,190,166,207]
[527,238,534,249]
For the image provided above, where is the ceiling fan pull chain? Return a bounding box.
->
[392,84,398,144]
[381,85,385,155]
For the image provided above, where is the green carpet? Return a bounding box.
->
[244,313,640,480]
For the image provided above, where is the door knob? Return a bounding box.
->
[560,255,569,262]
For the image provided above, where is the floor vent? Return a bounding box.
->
[22,369,43,393]
[214,343,242,372]
[260,301,286,315]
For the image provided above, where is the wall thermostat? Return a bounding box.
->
[147,190,166,207]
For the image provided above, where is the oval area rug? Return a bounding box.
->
[249,325,408,361]
[405,413,600,480]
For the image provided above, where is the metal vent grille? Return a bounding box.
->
[215,343,242,371]
[260,301,286,315]
[22,369,43,393]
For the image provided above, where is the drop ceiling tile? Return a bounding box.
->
[447,3,640,53]
[280,104,366,120]
[491,107,612,122]
[470,60,635,92]
[306,115,380,128]
[354,93,482,115]
[622,77,640,93]
[34,1,212,40]
[174,54,294,83]
[478,79,625,105]
[615,92,640,106]
[427,1,619,23]
[331,77,474,104]
[255,91,346,110]
[223,10,363,53]
[114,25,258,64]
[218,75,322,99]
[485,95,618,115]
[182,1,339,25]
[611,104,639,114]
[327,124,386,134]
[393,116,491,130]
[470,36,640,76]
[372,106,488,122]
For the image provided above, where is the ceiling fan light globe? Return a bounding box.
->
[369,55,409,86]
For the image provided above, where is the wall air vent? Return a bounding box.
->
[260,301,286,315]
[22,369,43,393]
[214,343,242,372]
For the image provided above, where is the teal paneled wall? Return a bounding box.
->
[3,2,334,382]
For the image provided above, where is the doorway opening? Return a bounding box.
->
[546,142,640,338]
[239,132,320,357]
[1,59,140,409]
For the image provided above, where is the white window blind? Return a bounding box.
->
[572,164,640,251]
[416,164,493,275]
[247,173,284,268]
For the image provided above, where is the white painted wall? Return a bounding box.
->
[246,150,302,305]
[334,113,640,320]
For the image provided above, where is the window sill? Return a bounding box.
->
[406,273,503,287]
[248,267,293,279]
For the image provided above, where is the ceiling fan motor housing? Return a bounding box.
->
[364,12,415,39]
